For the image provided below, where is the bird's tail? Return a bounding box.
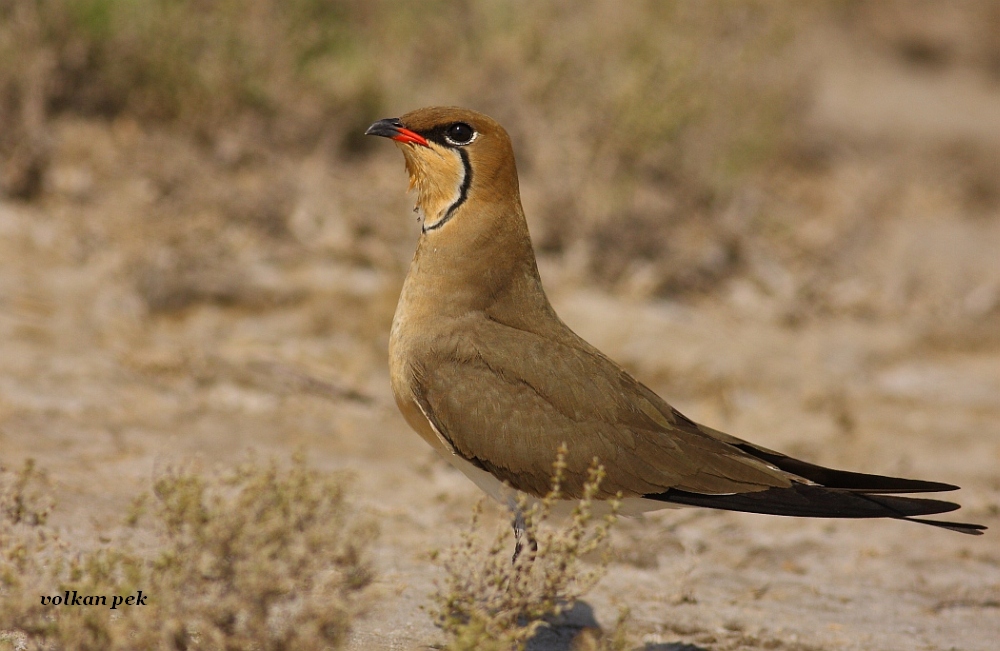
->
[647,482,986,535]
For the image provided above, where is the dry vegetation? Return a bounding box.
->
[1,1,999,649]
[431,448,624,651]
[0,456,374,650]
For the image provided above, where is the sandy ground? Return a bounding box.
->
[3,20,1000,651]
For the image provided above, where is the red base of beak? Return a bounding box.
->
[391,128,429,147]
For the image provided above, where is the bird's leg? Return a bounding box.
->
[511,508,538,564]
[512,513,525,564]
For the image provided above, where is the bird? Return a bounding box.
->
[365,106,986,547]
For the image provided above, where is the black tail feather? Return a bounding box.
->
[646,482,986,534]
[904,518,986,536]
[733,444,959,494]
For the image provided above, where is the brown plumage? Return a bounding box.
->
[366,107,985,535]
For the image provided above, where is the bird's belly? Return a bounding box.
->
[443,449,683,519]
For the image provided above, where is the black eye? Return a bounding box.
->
[444,122,475,145]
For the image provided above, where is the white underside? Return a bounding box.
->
[445,451,683,518]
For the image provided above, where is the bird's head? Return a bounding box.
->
[365,107,520,233]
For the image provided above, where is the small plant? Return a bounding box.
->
[0,455,374,651]
[430,444,627,651]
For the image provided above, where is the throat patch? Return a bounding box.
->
[423,149,472,232]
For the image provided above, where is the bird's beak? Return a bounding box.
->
[365,118,429,147]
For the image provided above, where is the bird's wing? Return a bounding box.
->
[695,422,960,493]
[411,317,793,499]
[410,316,984,534]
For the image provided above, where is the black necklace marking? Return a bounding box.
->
[424,149,472,233]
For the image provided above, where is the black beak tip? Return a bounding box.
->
[365,117,402,138]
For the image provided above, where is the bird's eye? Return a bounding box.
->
[444,122,475,146]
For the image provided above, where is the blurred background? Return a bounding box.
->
[2,1,999,649]
[3,0,1000,329]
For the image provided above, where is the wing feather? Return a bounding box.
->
[413,317,791,499]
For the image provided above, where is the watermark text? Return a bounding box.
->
[40,590,147,609]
